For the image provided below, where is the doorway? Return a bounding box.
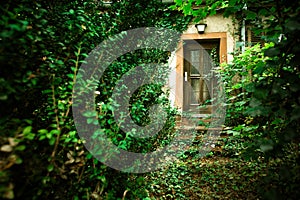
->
[183,39,220,114]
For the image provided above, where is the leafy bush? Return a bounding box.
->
[0,0,192,199]
[219,38,300,199]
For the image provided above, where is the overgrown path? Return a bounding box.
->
[143,123,299,200]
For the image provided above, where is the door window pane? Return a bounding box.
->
[191,78,211,105]
[190,78,200,104]
[190,50,201,75]
[202,79,211,103]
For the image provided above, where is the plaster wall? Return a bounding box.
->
[184,13,236,62]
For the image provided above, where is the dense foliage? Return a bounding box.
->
[1,0,299,199]
[0,0,191,199]
[142,42,299,200]
[174,0,300,199]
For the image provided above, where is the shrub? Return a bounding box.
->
[0,0,192,199]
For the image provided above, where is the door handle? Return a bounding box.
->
[184,72,187,82]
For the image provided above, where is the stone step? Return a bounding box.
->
[175,126,224,131]
[174,113,229,132]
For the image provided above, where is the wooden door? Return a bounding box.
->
[183,39,219,114]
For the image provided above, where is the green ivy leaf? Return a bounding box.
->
[15,145,26,151]
[47,164,54,172]
[23,126,32,135]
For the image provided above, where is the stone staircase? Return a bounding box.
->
[171,114,229,157]
[175,114,225,132]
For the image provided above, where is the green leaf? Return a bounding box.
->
[258,8,268,16]
[38,129,48,134]
[15,157,23,164]
[39,135,46,140]
[49,129,61,136]
[0,95,8,100]
[69,9,75,15]
[87,118,94,124]
[77,16,86,22]
[23,126,32,135]
[15,145,26,151]
[49,137,56,146]
[183,3,192,15]
[25,133,35,140]
[83,111,97,117]
[246,11,257,20]
[47,164,54,172]
[67,73,74,79]
[46,132,52,139]
[175,0,183,5]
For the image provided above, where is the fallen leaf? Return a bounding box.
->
[1,145,13,152]
[8,137,18,147]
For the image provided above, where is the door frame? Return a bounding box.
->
[175,32,227,111]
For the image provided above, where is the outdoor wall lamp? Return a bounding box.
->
[195,24,207,34]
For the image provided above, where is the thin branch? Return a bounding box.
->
[51,74,61,159]
[122,190,129,200]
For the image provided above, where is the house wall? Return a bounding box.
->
[184,14,236,62]
[168,13,237,111]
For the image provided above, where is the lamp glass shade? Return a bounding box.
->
[195,24,207,34]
